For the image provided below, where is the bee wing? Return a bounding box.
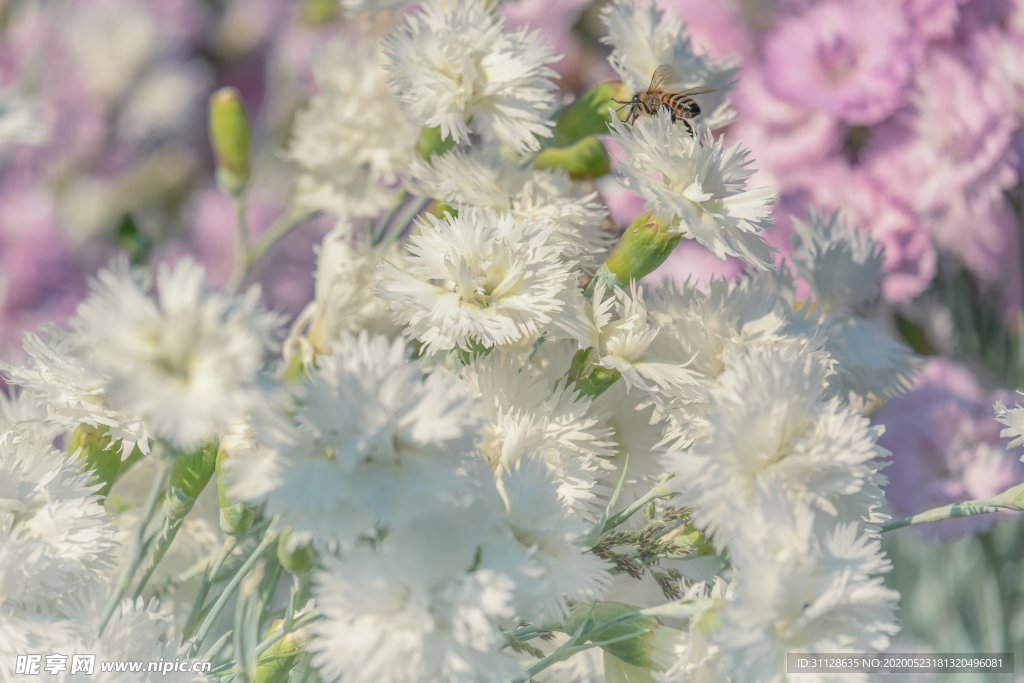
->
[674,86,718,97]
[647,64,675,92]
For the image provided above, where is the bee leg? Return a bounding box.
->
[682,119,695,138]
[663,103,677,123]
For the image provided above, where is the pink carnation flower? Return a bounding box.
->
[902,0,965,42]
[654,0,755,62]
[732,64,842,175]
[761,0,917,125]
[909,48,1017,212]
[876,359,1024,539]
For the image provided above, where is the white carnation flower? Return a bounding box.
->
[4,595,191,683]
[609,112,775,269]
[288,38,418,218]
[667,344,888,545]
[378,208,589,352]
[382,0,558,153]
[789,211,885,313]
[0,426,116,619]
[5,328,151,458]
[716,503,898,682]
[814,314,915,401]
[495,456,611,621]
[996,394,1024,458]
[75,598,190,683]
[586,282,703,398]
[646,277,805,444]
[407,147,613,271]
[460,353,614,517]
[648,277,797,383]
[311,510,520,683]
[70,259,281,450]
[285,227,401,365]
[229,333,481,546]
[601,0,739,131]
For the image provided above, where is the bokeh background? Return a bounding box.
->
[2,0,1023,677]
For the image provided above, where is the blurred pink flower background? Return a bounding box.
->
[3,0,1024,541]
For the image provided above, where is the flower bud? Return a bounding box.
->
[164,443,218,521]
[417,126,456,160]
[533,136,610,180]
[254,619,307,683]
[277,530,315,574]
[208,88,251,195]
[603,212,682,283]
[553,81,633,144]
[300,0,338,25]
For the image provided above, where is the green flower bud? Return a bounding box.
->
[563,602,676,670]
[417,126,456,160]
[69,424,143,497]
[254,619,306,683]
[208,88,251,195]
[603,212,681,283]
[216,440,255,536]
[277,530,315,574]
[164,443,218,521]
[299,0,338,25]
[533,136,610,180]
[553,81,632,145]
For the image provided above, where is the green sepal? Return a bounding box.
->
[253,621,305,683]
[165,443,218,521]
[533,136,611,180]
[603,212,681,283]
[554,81,632,145]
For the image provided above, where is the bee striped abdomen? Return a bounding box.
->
[663,93,700,119]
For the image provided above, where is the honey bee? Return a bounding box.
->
[613,64,717,137]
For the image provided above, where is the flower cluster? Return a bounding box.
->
[3,0,1023,681]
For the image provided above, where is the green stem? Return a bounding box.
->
[587,477,677,545]
[228,194,251,293]
[283,573,311,633]
[132,515,184,599]
[228,203,309,293]
[882,482,1024,532]
[250,205,311,264]
[98,463,168,635]
[182,537,239,641]
[189,532,277,657]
